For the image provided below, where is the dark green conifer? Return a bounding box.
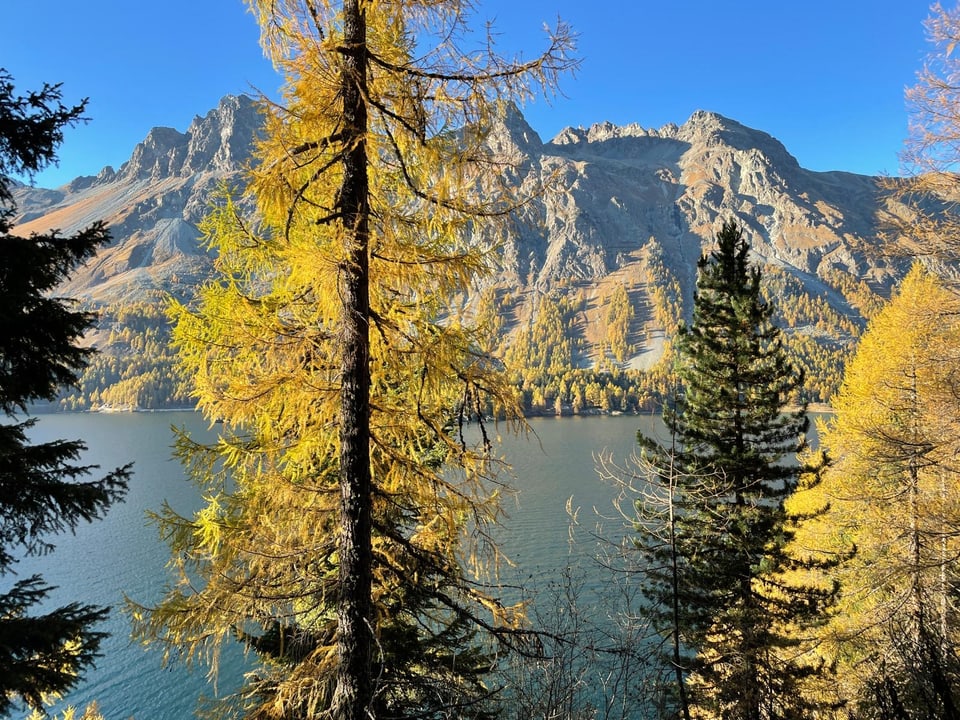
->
[636,220,831,719]
[0,70,131,714]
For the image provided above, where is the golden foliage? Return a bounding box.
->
[786,263,960,710]
[603,284,634,363]
[889,2,960,260]
[28,702,105,720]
[131,2,576,718]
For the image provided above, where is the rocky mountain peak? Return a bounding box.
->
[674,109,799,169]
[682,109,735,132]
[117,94,260,181]
[182,94,261,174]
[549,119,652,148]
[116,126,184,180]
[484,101,543,160]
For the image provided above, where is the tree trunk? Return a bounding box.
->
[333,2,374,719]
[667,400,692,720]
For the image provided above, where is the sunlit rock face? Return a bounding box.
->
[13,96,908,372]
[12,95,260,303]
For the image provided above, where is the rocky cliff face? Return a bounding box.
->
[495,108,899,296]
[11,96,910,398]
[13,94,259,303]
[116,93,259,181]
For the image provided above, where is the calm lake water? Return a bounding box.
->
[8,412,666,719]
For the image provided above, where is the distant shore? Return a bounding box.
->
[36,401,836,416]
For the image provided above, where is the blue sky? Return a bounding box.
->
[6,1,935,187]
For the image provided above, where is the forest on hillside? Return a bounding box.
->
[57,253,881,414]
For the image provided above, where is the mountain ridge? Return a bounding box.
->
[11,95,910,409]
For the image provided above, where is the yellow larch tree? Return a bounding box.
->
[786,263,960,717]
[891,2,960,260]
[129,3,576,720]
[604,284,634,364]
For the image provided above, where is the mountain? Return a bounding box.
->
[500,108,896,289]
[13,94,260,303]
[11,95,911,410]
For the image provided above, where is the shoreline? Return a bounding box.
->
[34,402,836,417]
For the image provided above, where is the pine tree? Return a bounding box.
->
[635,220,830,719]
[130,4,575,720]
[0,70,131,714]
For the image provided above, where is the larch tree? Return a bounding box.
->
[889,1,960,260]
[129,3,575,720]
[0,71,131,714]
[634,220,831,720]
[605,284,634,364]
[786,263,960,719]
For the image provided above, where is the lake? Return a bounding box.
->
[7,412,666,719]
